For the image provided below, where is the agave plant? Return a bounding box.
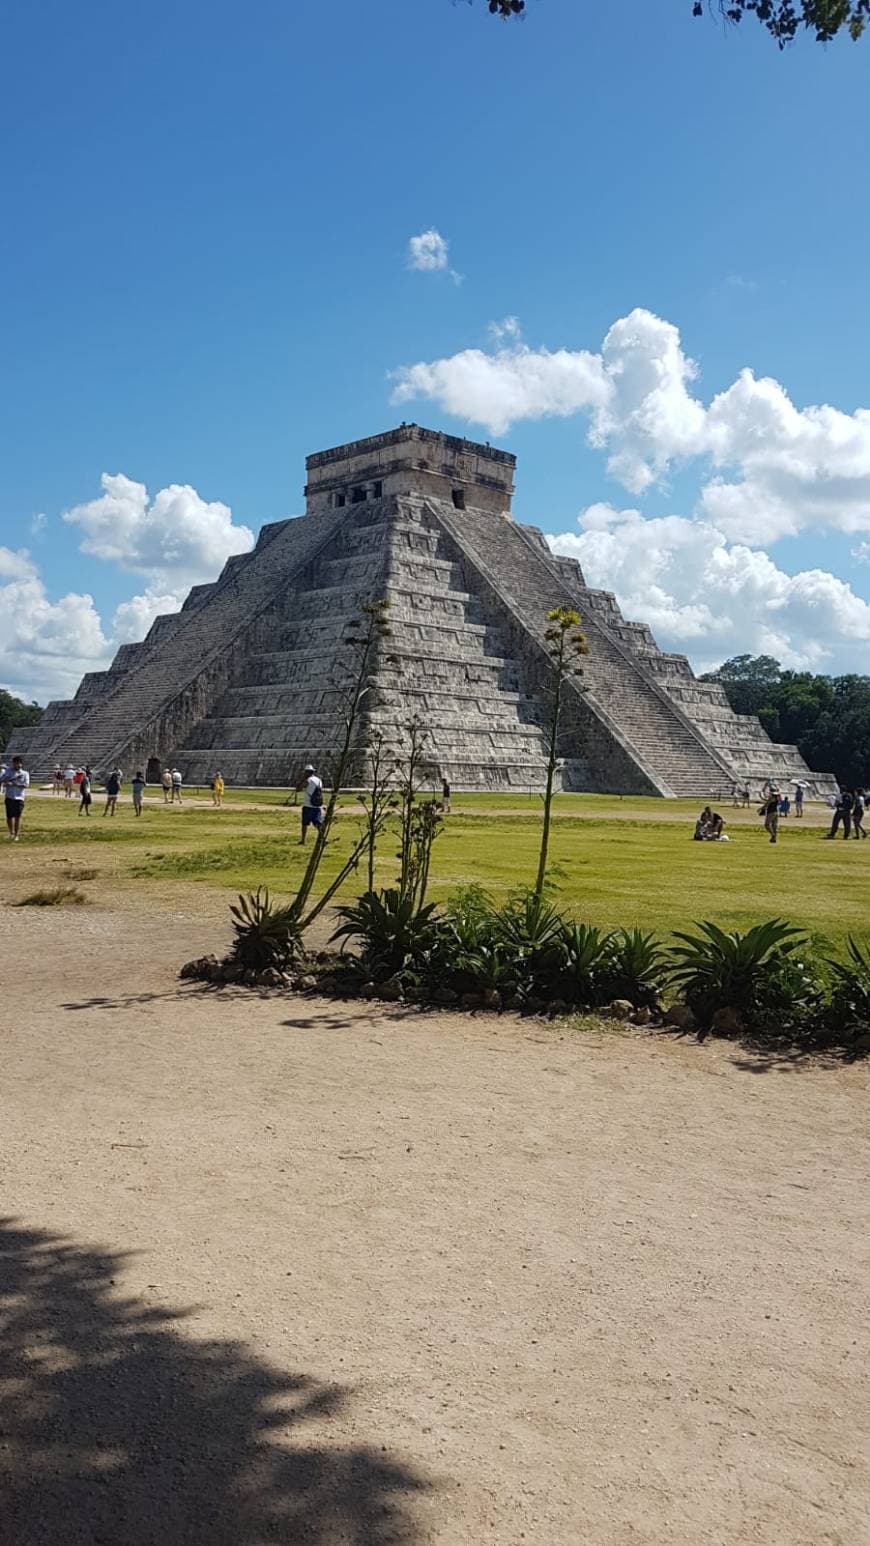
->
[555,921,617,1006]
[667,918,804,1027]
[492,890,565,996]
[826,936,870,1042]
[605,928,666,1009]
[331,888,440,982]
[229,888,301,972]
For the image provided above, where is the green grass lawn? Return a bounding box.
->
[5,786,865,949]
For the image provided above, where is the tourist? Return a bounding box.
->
[211,770,224,807]
[63,763,76,797]
[53,765,64,795]
[794,784,804,817]
[694,806,728,841]
[131,769,146,817]
[760,787,780,844]
[441,774,451,814]
[170,766,183,804]
[162,767,172,803]
[853,788,867,840]
[104,766,123,817]
[826,788,853,840]
[78,767,92,816]
[73,766,84,795]
[779,793,790,818]
[1,755,30,841]
[296,762,324,843]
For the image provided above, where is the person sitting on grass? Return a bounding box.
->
[295,763,323,844]
[694,806,728,841]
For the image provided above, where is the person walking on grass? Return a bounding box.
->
[760,786,780,845]
[78,767,92,816]
[295,763,323,844]
[103,766,122,817]
[1,756,29,841]
[826,788,853,839]
[170,767,183,805]
[853,788,867,840]
[162,767,172,803]
[211,770,224,807]
[131,769,146,817]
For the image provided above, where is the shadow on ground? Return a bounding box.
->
[0,1218,428,1545]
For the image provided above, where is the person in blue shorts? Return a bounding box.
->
[296,763,324,844]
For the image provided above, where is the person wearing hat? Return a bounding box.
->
[295,763,324,844]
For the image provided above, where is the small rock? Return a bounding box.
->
[432,986,459,1006]
[378,981,403,1002]
[710,1005,745,1037]
[607,999,635,1020]
[631,1005,652,1026]
[179,955,220,981]
[460,992,484,1011]
[359,982,378,1000]
[296,974,318,992]
[482,988,502,1010]
[850,1033,870,1054]
[218,961,245,983]
[258,967,284,988]
[547,998,568,1017]
[666,1003,696,1032]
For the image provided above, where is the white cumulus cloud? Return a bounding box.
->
[392,306,870,543]
[0,547,110,704]
[63,473,254,586]
[407,228,449,272]
[549,504,870,674]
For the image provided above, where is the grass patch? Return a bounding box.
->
[14,886,89,907]
[6,791,868,947]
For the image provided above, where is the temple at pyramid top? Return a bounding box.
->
[5,426,835,799]
[304,424,516,516]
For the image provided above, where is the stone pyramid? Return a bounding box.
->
[7,426,835,798]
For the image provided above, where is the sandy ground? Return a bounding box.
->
[2,904,869,1545]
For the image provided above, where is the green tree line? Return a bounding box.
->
[702,654,870,785]
[0,689,42,752]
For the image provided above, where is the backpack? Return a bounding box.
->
[310,780,323,808]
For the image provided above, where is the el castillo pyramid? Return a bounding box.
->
[7,426,835,798]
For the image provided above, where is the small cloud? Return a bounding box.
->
[407,228,449,273]
[852,541,870,564]
[723,273,758,293]
[30,511,47,537]
[488,316,522,344]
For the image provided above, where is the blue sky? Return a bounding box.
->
[1,0,869,701]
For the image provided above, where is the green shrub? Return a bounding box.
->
[667,918,804,1028]
[825,937,870,1045]
[492,889,565,997]
[604,928,665,1009]
[553,921,616,1006]
[331,888,440,983]
[229,888,300,972]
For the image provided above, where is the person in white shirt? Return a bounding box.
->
[295,763,324,844]
[2,757,30,840]
[170,767,183,805]
[63,763,76,797]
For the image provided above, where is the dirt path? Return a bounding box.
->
[2,905,868,1544]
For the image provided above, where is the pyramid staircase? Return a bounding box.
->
[5,422,835,799]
